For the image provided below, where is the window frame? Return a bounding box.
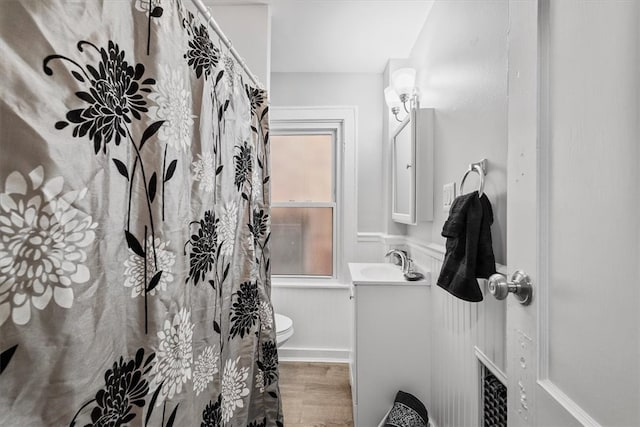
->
[270,106,357,286]
[270,129,338,279]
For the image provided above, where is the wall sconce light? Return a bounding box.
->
[385,67,419,122]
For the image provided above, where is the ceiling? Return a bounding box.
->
[211,1,434,73]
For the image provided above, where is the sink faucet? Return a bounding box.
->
[385,249,410,274]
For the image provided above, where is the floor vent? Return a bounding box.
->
[482,367,507,427]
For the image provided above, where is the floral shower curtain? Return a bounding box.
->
[0,1,282,425]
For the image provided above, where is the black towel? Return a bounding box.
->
[437,191,496,302]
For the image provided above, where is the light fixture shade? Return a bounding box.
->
[392,67,416,97]
[384,86,402,109]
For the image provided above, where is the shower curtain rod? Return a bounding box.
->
[189,0,263,88]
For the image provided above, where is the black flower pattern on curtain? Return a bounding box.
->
[186,210,219,285]
[201,395,223,427]
[259,340,279,387]
[230,281,259,338]
[44,41,155,154]
[250,209,270,270]
[234,141,253,192]
[43,38,180,335]
[70,348,155,426]
[249,209,268,245]
[245,84,269,143]
[245,85,265,115]
[184,13,220,79]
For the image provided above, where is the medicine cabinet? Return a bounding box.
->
[391,108,434,225]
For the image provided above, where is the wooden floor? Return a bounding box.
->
[279,362,354,427]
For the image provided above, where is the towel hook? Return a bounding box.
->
[459,159,487,197]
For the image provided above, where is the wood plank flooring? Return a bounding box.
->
[279,362,354,427]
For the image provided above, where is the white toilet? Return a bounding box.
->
[274,313,294,348]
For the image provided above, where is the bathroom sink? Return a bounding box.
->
[360,264,404,281]
[348,262,430,286]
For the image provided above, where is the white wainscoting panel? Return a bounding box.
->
[271,285,352,362]
[410,242,507,427]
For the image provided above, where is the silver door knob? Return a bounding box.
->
[488,270,532,305]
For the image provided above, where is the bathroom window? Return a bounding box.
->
[269,106,356,285]
[270,132,337,277]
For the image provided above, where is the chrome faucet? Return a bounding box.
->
[385,249,410,273]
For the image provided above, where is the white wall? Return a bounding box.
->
[206,3,271,88]
[402,0,509,265]
[271,72,384,235]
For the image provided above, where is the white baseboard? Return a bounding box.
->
[278,346,351,363]
[349,360,355,389]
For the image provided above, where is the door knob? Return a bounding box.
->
[488,270,532,305]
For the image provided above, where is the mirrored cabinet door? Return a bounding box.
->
[392,117,414,222]
[391,108,434,225]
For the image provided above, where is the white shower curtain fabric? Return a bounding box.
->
[0,1,282,425]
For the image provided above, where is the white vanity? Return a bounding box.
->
[347,262,432,427]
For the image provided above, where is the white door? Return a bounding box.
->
[505,1,639,426]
